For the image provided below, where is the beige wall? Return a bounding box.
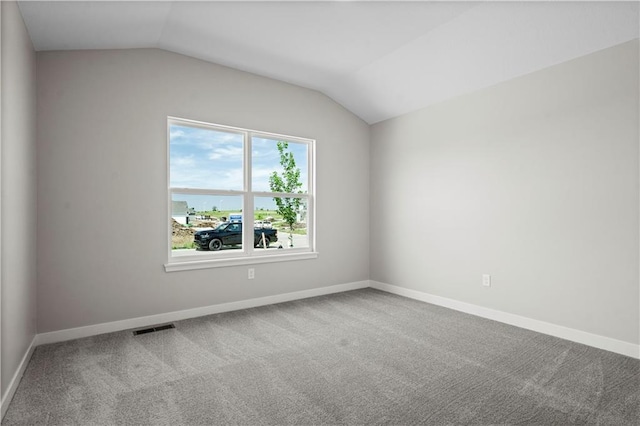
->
[36,48,370,333]
[1,1,37,398]
[371,40,639,345]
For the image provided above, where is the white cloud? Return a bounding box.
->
[169,129,186,139]
[173,155,196,167]
[171,164,244,190]
[208,145,243,161]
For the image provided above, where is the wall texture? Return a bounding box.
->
[1,0,37,398]
[370,40,639,345]
[36,48,370,333]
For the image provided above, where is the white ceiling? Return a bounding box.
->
[17,1,640,124]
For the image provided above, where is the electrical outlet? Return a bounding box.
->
[248,268,255,280]
[482,274,491,287]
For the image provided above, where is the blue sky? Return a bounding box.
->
[170,124,308,211]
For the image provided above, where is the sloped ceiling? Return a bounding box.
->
[17,1,640,124]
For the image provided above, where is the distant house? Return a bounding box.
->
[297,205,307,224]
[172,200,189,225]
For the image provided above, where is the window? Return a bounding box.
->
[166,117,316,271]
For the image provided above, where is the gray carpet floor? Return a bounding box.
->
[2,288,639,425]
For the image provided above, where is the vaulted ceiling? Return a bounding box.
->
[17,1,639,124]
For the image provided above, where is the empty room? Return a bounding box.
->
[1,1,639,424]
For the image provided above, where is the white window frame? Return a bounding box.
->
[165,117,317,272]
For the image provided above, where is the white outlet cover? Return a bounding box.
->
[482,274,491,287]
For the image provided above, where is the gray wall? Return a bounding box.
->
[1,1,37,398]
[36,48,370,333]
[370,40,639,345]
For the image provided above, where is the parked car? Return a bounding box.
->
[194,222,278,251]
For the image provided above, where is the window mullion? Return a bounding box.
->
[244,132,254,253]
[252,191,308,199]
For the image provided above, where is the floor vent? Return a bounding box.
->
[133,323,176,336]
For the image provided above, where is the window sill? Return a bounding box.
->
[164,251,319,272]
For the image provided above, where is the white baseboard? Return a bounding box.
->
[36,280,370,346]
[370,280,640,359]
[1,336,36,420]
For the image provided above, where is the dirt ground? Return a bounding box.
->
[172,218,219,248]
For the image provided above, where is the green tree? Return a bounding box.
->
[269,141,302,247]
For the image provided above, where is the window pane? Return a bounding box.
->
[255,196,308,250]
[253,197,278,250]
[252,137,308,193]
[171,193,243,252]
[170,124,244,190]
